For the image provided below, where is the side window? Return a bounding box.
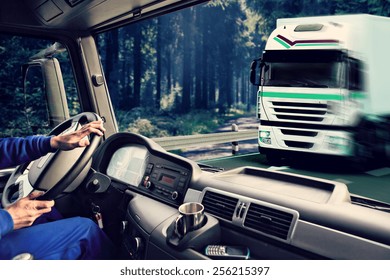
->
[0,34,81,137]
[348,59,364,91]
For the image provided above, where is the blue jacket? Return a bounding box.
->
[0,136,114,260]
[0,135,54,240]
[0,136,54,169]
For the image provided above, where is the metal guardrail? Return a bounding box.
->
[152,129,258,151]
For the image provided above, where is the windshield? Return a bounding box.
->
[96,5,390,206]
[262,50,343,88]
[264,62,342,88]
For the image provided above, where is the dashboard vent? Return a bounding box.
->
[202,191,238,221]
[244,203,294,240]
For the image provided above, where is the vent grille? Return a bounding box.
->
[284,140,314,149]
[281,129,318,137]
[271,101,327,123]
[277,115,324,122]
[274,108,326,115]
[202,191,238,221]
[272,101,328,109]
[244,203,294,240]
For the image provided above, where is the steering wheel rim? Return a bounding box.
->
[1,112,102,208]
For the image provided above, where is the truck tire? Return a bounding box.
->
[265,151,284,166]
[356,119,390,167]
[375,119,390,166]
[352,119,376,170]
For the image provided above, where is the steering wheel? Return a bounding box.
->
[1,112,103,208]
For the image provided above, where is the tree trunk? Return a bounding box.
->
[156,17,162,110]
[181,9,192,113]
[133,24,142,107]
[194,7,202,109]
[104,30,119,108]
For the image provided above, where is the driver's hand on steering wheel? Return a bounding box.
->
[4,191,54,230]
[50,120,106,151]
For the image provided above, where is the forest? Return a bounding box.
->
[1,0,390,137]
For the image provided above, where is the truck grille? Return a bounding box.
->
[284,141,314,148]
[281,129,318,137]
[271,101,328,123]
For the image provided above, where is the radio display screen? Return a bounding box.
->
[159,174,175,186]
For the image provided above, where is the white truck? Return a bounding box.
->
[250,14,390,166]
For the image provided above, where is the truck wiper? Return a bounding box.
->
[293,79,329,88]
[265,79,329,88]
[351,196,390,213]
[197,163,224,173]
[352,201,390,212]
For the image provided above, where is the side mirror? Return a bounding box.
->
[22,63,50,133]
[22,58,69,131]
[250,58,263,86]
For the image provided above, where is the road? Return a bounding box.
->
[173,116,390,204]
[178,116,259,161]
[196,152,390,205]
[175,117,389,206]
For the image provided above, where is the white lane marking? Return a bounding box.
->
[333,178,353,184]
[267,166,290,171]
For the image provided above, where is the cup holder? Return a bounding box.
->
[166,213,220,251]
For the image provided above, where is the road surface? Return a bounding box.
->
[173,116,390,204]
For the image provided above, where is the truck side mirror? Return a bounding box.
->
[250,59,258,85]
[22,58,70,131]
[250,58,264,86]
[22,62,50,133]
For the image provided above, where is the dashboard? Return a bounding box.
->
[93,132,201,207]
[89,132,390,260]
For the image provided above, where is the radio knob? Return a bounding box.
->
[143,176,153,189]
[145,181,153,189]
[171,191,179,200]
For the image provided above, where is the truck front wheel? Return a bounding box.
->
[352,120,376,170]
[263,150,284,166]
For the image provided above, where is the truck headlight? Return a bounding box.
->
[326,136,351,153]
[259,130,271,144]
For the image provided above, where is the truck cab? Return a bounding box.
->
[2,2,390,264]
[251,14,390,165]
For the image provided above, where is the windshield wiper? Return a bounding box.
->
[197,163,224,173]
[265,79,329,88]
[351,196,390,213]
[292,79,329,88]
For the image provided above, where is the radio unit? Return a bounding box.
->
[141,163,190,203]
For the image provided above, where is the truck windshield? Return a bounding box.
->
[262,50,343,88]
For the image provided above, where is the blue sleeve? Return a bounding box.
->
[0,136,56,169]
[0,209,14,240]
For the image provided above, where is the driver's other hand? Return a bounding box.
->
[5,191,54,230]
[50,120,106,151]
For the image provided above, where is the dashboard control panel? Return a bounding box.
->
[141,163,190,203]
[105,142,192,205]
